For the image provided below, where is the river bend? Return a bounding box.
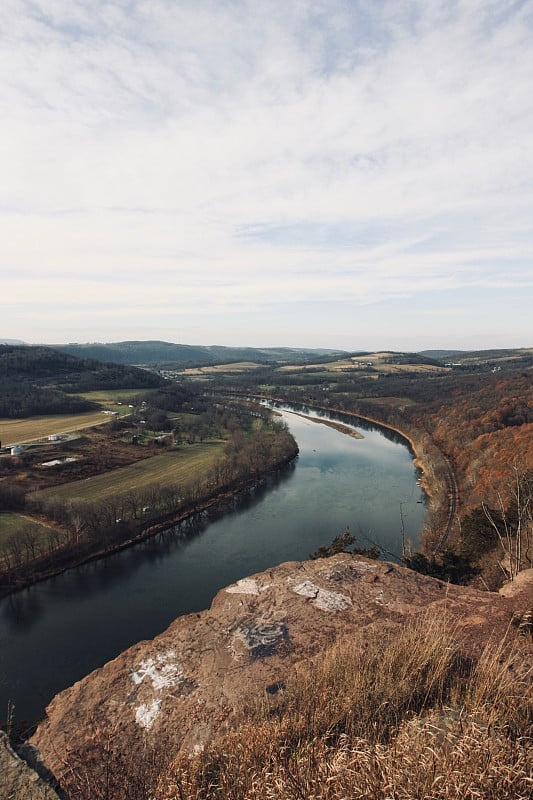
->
[0,406,425,726]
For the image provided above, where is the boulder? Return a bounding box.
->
[31,556,532,793]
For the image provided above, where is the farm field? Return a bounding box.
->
[369,363,446,374]
[35,442,225,504]
[276,353,448,375]
[0,411,113,447]
[176,362,263,377]
[78,388,163,408]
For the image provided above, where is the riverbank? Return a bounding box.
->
[292,412,364,439]
[249,395,457,550]
[255,396,429,480]
[0,449,298,599]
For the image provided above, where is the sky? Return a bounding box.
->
[1,0,532,352]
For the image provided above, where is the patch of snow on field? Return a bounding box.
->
[41,457,78,467]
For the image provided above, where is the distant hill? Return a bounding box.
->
[418,350,465,360]
[0,345,164,418]
[420,348,533,370]
[52,341,348,367]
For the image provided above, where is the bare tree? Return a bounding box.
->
[482,462,532,581]
[21,526,40,561]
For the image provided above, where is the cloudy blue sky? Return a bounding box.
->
[1,0,532,350]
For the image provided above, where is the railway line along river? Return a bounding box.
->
[0,405,426,729]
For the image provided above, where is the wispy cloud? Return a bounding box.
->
[1,0,532,347]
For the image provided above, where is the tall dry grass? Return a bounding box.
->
[162,613,532,800]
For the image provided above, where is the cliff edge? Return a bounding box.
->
[31,555,532,796]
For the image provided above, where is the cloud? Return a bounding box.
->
[1,0,532,346]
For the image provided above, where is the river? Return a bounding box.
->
[0,406,426,727]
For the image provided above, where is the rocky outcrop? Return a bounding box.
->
[31,555,533,793]
[0,731,62,800]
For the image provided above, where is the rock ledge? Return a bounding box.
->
[31,555,533,790]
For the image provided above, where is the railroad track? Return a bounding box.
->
[434,455,459,554]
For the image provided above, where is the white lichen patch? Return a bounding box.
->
[135,698,161,730]
[292,580,351,612]
[226,578,260,595]
[313,588,352,612]
[131,650,186,730]
[293,580,319,599]
[131,649,183,691]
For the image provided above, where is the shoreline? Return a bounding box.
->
[256,396,425,474]
[0,451,298,599]
[248,394,456,527]
[290,411,364,439]
[267,396,459,549]
[1,398,457,597]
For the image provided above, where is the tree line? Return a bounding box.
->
[0,416,297,594]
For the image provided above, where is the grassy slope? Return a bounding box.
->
[35,443,224,503]
[78,389,151,404]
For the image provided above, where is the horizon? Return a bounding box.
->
[2,1,532,350]
[2,337,532,356]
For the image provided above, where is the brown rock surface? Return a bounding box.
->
[31,556,533,791]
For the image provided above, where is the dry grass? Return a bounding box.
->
[0,412,111,446]
[376,363,447,374]
[162,614,533,800]
[178,363,263,376]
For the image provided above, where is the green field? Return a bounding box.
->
[35,442,225,504]
[0,388,161,446]
[79,389,154,407]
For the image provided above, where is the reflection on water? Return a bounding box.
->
[0,406,425,726]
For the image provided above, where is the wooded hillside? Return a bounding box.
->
[0,345,163,418]
[52,340,347,367]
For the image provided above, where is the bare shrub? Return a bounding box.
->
[59,718,167,800]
